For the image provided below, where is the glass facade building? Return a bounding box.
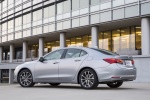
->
[0,0,149,62]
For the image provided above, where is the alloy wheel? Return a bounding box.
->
[18,69,35,87]
[79,69,98,89]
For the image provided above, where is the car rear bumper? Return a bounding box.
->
[96,64,136,82]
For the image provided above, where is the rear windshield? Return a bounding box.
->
[91,48,118,56]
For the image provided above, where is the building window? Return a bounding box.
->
[113,0,124,7]
[66,35,91,47]
[8,34,13,41]
[15,17,22,31]
[99,32,103,49]
[80,0,89,9]
[63,0,71,13]
[72,0,79,11]
[98,26,141,54]
[8,0,14,6]
[23,29,31,37]
[2,22,7,35]
[100,0,111,10]
[72,0,89,11]
[23,13,31,24]
[23,13,31,29]
[103,32,111,51]
[125,0,138,4]
[28,44,39,58]
[44,7,49,18]
[57,3,63,15]
[44,5,55,18]
[120,28,130,50]
[15,0,22,6]
[33,0,42,5]
[33,9,42,22]
[44,41,60,54]
[135,27,141,50]
[91,0,99,6]
[131,27,136,50]
[2,36,7,42]
[33,9,42,27]
[15,31,22,39]
[8,20,14,33]
[2,0,7,9]
[83,35,89,47]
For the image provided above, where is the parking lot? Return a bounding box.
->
[0,82,150,100]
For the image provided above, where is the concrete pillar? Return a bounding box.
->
[9,44,14,63]
[60,33,66,48]
[9,69,14,84]
[0,69,1,83]
[91,26,99,48]
[141,18,150,55]
[23,41,28,62]
[0,47,2,63]
[39,38,44,58]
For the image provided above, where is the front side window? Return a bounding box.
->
[44,49,64,60]
[65,49,81,59]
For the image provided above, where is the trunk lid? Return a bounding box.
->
[115,55,135,67]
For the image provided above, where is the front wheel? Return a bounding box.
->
[107,81,123,88]
[18,69,35,87]
[79,69,98,89]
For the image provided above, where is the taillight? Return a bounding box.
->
[131,60,134,64]
[103,58,123,64]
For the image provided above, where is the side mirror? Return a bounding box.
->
[39,57,45,62]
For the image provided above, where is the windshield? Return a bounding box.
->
[90,48,118,56]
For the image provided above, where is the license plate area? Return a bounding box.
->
[124,60,132,66]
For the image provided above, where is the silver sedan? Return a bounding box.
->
[14,47,136,89]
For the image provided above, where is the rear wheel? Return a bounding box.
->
[18,69,35,87]
[107,81,123,88]
[49,83,60,86]
[79,69,98,89]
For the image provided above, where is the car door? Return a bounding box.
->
[59,48,88,82]
[34,49,65,83]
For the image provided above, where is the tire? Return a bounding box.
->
[49,83,61,86]
[79,68,98,89]
[107,81,123,88]
[18,69,35,87]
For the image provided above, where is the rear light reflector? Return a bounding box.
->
[131,60,134,64]
[111,76,121,79]
[103,58,123,64]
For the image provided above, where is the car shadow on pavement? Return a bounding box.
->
[27,84,135,90]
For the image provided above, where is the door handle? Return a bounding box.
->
[53,62,59,64]
[74,59,81,62]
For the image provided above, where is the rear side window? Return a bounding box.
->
[64,49,88,59]
[80,50,87,57]
[91,48,118,56]
[65,49,81,58]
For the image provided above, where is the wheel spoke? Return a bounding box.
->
[81,75,86,79]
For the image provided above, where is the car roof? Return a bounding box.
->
[53,47,96,55]
[55,47,92,51]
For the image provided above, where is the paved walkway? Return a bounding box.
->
[0,82,150,100]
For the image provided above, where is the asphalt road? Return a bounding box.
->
[0,82,150,100]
